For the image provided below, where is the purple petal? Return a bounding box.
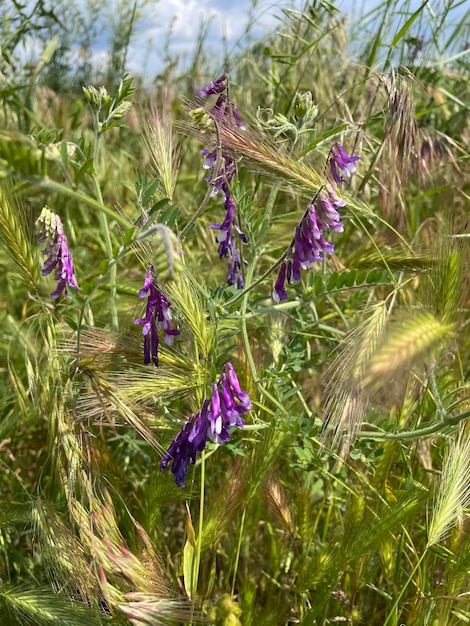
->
[273,261,288,303]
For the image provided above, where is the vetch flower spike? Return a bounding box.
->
[198,73,248,288]
[134,265,179,366]
[160,363,251,487]
[36,206,79,299]
[272,176,353,303]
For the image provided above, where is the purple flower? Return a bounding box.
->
[198,74,247,288]
[198,73,228,97]
[160,363,250,487]
[330,142,359,187]
[134,266,179,366]
[272,142,358,301]
[225,362,252,410]
[207,181,247,288]
[272,181,349,302]
[272,262,289,304]
[36,207,79,299]
[160,410,207,488]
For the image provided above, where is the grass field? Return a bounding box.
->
[0,1,469,624]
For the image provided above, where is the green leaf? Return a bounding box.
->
[147,197,171,225]
[344,270,357,287]
[160,203,179,228]
[326,272,338,291]
[355,269,368,285]
[299,124,349,158]
[183,505,198,599]
[391,2,429,48]
[123,227,135,247]
[99,259,109,275]
[141,178,159,206]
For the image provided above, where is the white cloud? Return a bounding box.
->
[126,0,302,76]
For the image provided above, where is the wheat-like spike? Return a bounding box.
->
[61,325,182,369]
[376,73,420,219]
[147,224,184,283]
[362,309,455,392]
[58,325,199,411]
[141,102,180,202]
[85,370,165,453]
[67,487,193,622]
[219,124,324,191]
[0,584,100,624]
[106,368,200,404]
[427,226,468,325]
[346,479,428,561]
[56,402,86,493]
[265,479,296,536]
[118,593,196,625]
[323,301,388,449]
[32,500,95,603]
[427,426,470,547]
[0,182,39,293]
[165,269,215,363]
[179,117,324,195]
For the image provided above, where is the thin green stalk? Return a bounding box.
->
[231,507,246,597]
[187,450,205,625]
[30,177,131,229]
[356,409,470,441]
[239,256,291,418]
[383,550,427,626]
[91,126,118,331]
[179,183,216,241]
[75,242,131,356]
[179,111,224,241]
[225,247,289,308]
[321,486,336,544]
[195,449,205,598]
[240,262,258,383]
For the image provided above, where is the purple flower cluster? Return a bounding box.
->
[273,143,359,303]
[160,362,251,487]
[198,74,247,289]
[134,265,179,366]
[330,142,360,187]
[36,207,79,299]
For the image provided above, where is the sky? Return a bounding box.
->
[125,0,309,76]
[17,0,469,80]
[118,0,470,78]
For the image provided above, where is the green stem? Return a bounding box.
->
[383,550,427,626]
[240,262,258,382]
[179,184,214,241]
[195,449,205,597]
[356,409,470,441]
[30,177,131,229]
[231,507,246,597]
[180,112,224,241]
[75,243,130,356]
[91,127,118,331]
[239,261,292,417]
[225,246,289,308]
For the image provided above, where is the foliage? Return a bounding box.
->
[1,1,470,625]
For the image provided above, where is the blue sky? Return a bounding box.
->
[125,0,307,76]
[35,0,462,81]
[120,0,469,77]
[123,0,371,76]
